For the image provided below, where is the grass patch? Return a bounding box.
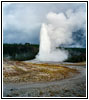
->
[3,60,79,83]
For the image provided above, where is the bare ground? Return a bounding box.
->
[3,59,86,97]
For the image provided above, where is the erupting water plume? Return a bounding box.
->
[36,23,68,61]
[36,7,86,62]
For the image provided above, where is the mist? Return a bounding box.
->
[36,7,86,62]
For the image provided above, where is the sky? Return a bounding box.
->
[3,2,86,48]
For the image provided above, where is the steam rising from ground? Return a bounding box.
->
[36,7,86,62]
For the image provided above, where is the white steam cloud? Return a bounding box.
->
[36,7,86,62]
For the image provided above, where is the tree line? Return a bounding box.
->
[3,43,86,62]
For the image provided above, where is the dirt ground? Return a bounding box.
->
[3,59,86,97]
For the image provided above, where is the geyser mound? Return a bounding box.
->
[36,8,85,62]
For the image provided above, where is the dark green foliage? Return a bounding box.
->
[3,43,39,61]
[64,48,86,62]
[3,43,86,62]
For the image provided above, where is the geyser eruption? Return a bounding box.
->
[39,24,51,55]
[36,23,68,61]
[36,7,86,62]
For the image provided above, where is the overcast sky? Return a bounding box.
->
[3,2,86,47]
